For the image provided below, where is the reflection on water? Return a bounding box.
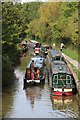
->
[2,69,80,118]
[25,85,44,109]
[50,94,79,118]
[2,76,20,118]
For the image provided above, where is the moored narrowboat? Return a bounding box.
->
[27,40,41,49]
[48,60,75,96]
[40,45,49,56]
[48,49,65,62]
[23,55,46,86]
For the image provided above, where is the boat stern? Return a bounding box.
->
[53,88,73,96]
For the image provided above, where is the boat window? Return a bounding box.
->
[59,74,66,80]
[61,57,64,61]
[52,57,55,60]
[66,75,71,79]
[54,62,65,65]
[53,75,58,84]
[56,56,60,60]
[66,75,72,84]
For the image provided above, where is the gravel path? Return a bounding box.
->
[62,53,80,94]
[62,53,80,72]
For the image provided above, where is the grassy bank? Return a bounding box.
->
[62,47,80,62]
[68,61,80,81]
[60,46,80,80]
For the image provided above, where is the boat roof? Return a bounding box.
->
[49,49,62,57]
[42,45,49,47]
[29,40,39,43]
[27,56,44,68]
[52,60,71,75]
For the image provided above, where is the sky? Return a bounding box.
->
[21,0,47,3]
[21,0,79,3]
[2,0,79,3]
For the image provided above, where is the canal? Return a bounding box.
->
[2,52,80,118]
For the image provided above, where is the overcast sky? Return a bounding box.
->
[21,0,78,3]
[21,0,47,3]
[2,0,79,3]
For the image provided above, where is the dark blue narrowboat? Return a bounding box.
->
[23,56,46,85]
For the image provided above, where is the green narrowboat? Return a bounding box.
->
[48,60,75,96]
[48,49,65,62]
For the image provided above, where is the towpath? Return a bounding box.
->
[62,53,80,94]
[62,53,80,72]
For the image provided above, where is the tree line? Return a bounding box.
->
[2,2,79,88]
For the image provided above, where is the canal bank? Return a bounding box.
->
[62,53,80,95]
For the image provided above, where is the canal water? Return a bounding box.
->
[2,53,80,118]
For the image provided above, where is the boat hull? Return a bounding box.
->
[27,79,40,83]
[24,77,45,86]
[53,88,73,96]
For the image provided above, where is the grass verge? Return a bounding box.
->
[63,47,80,62]
[68,61,80,81]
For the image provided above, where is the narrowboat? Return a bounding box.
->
[23,55,46,86]
[34,47,40,54]
[48,60,75,96]
[40,45,49,55]
[27,40,41,49]
[48,49,65,62]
